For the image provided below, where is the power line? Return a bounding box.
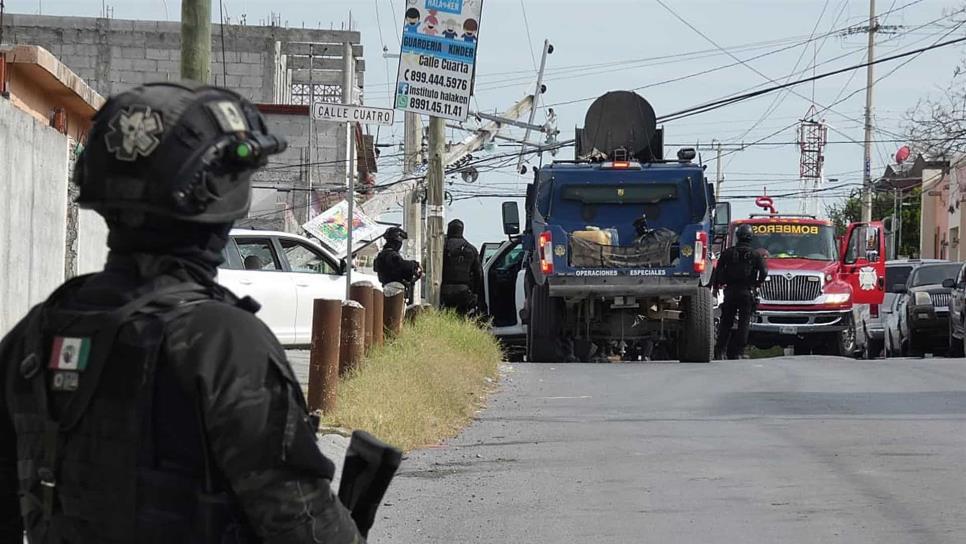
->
[724,0,842,169]
[366,26,899,96]
[670,9,961,135]
[540,9,945,110]
[519,0,538,71]
[656,34,966,124]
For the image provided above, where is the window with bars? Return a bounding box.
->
[290,83,343,105]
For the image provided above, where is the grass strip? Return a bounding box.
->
[323,310,503,451]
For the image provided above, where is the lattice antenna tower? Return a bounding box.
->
[798,106,828,216]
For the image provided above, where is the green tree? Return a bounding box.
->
[825,189,921,257]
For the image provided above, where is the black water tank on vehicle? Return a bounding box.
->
[577,91,662,162]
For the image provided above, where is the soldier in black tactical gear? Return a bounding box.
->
[711,223,768,360]
[0,83,364,543]
[440,219,487,316]
[373,226,422,303]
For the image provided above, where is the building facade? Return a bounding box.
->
[0,44,107,331]
[2,13,369,231]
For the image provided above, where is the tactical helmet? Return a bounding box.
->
[384,226,409,243]
[74,82,286,224]
[735,224,754,242]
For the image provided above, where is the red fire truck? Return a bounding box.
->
[715,197,886,356]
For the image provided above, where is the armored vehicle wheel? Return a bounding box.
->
[527,282,563,363]
[679,289,714,363]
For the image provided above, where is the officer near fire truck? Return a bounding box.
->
[712,224,768,360]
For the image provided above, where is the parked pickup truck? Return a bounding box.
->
[218,229,380,346]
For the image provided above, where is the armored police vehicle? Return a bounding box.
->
[490,91,721,362]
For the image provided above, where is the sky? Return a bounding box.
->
[7,0,966,246]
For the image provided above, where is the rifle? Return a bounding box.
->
[338,431,403,538]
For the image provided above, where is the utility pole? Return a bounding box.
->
[180,0,211,82]
[307,44,315,224]
[715,142,723,199]
[361,94,536,218]
[861,0,877,222]
[425,117,446,307]
[516,40,552,174]
[343,41,356,297]
[402,112,423,303]
[694,142,744,200]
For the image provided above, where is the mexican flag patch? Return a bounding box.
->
[49,337,91,371]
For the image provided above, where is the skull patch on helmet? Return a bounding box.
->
[104,105,164,161]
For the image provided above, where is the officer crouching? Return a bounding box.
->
[0,83,363,543]
[711,224,768,360]
[373,226,423,303]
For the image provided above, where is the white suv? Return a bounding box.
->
[218,229,380,346]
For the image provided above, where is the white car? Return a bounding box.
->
[218,229,380,346]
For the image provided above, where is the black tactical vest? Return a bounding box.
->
[5,277,255,543]
[722,245,756,286]
[442,240,475,286]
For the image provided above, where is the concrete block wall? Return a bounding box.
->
[1,14,364,105]
[247,111,346,229]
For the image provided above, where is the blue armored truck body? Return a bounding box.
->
[531,161,712,288]
[499,91,722,363]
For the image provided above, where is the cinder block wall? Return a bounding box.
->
[1,14,367,233]
[1,14,364,103]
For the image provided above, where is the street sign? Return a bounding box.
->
[312,103,396,127]
[393,0,484,121]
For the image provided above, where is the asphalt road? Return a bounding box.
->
[370,356,966,543]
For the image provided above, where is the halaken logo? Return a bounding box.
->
[104,105,164,162]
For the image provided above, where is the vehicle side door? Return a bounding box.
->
[484,238,526,336]
[953,264,966,336]
[219,236,298,345]
[896,270,915,345]
[276,236,344,345]
[480,242,503,265]
[839,222,887,305]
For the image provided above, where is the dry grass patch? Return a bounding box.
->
[323,310,503,451]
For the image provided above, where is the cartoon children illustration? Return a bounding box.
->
[441,18,460,40]
[404,7,420,33]
[461,18,479,42]
[423,10,440,36]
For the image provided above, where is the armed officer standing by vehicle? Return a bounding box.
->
[374,226,423,303]
[0,83,363,543]
[440,220,487,316]
[712,224,768,360]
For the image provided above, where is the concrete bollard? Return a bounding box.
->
[339,300,365,376]
[308,298,342,414]
[383,284,406,337]
[372,290,385,347]
[349,281,375,353]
